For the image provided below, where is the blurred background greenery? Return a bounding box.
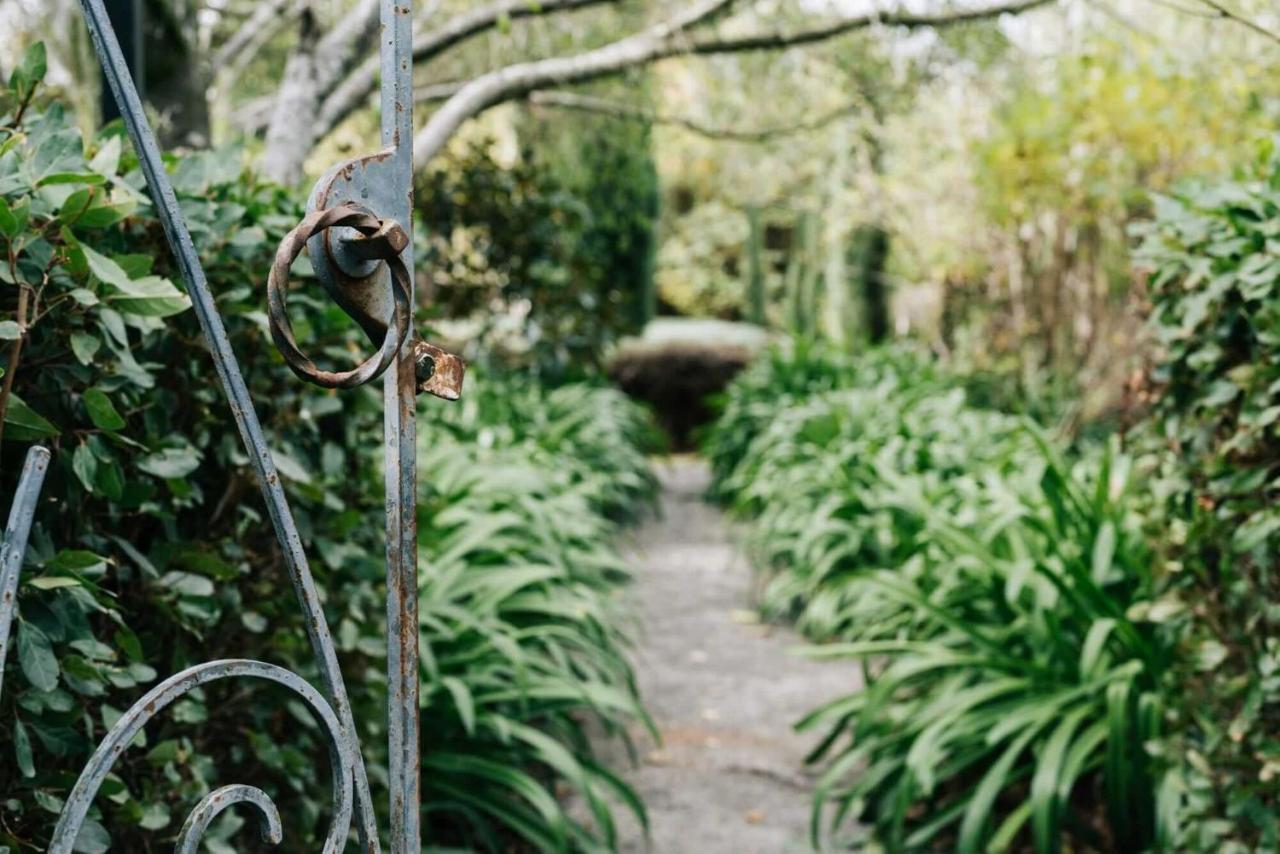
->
[1,0,1279,851]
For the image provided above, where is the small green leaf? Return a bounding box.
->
[16,622,59,692]
[72,818,110,854]
[95,460,124,501]
[79,243,133,288]
[83,388,125,431]
[72,443,97,492]
[0,197,17,237]
[159,572,214,597]
[13,42,47,89]
[0,320,22,339]
[32,790,64,814]
[47,550,109,576]
[4,393,59,440]
[26,576,82,591]
[13,719,34,778]
[272,449,312,484]
[113,626,143,662]
[89,136,121,176]
[138,446,201,479]
[70,332,100,365]
[75,198,135,229]
[241,611,268,633]
[139,803,170,831]
[41,172,107,188]
[107,275,191,318]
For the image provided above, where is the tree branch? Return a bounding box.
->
[211,0,302,69]
[1192,0,1280,44]
[685,0,1055,52]
[412,0,1054,163]
[411,0,743,161]
[234,0,611,144]
[526,90,862,142]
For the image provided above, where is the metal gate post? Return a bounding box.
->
[301,3,424,848]
[380,2,420,850]
[0,1,464,850]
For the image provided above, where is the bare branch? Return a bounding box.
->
[682,0,1057,53]
[1192,0,1280,44]
[212,0,302,69]
[412,0,1053,164]
[1139,0,1220,18]
[527,90,862,142]
[411,0,740,161]
[313,0,381,97]
[314,0,619,141]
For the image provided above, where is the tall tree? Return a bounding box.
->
[247,0,1055,181]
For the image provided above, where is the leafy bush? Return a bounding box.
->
[708,345,1176,851]
[1131,145,1280,850]
[417,131,656,376]
[0,53,656,853]
[435,377,660,524]
[721,385,1033,641]
[703,341,940,498]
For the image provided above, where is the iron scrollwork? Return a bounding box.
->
[0,0,462,850]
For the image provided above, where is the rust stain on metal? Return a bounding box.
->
[412,339,465,400]
[267,203,412,389]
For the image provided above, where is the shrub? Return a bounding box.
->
[708,345,1177,850]
[416,131,657,376]
[703,341,940,498]
[1131,144,1280,850]
[720,384,1034,640]
[0,52,655,853]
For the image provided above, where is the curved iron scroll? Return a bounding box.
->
[0,1,461,851]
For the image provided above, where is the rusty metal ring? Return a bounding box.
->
[267,204,411,389]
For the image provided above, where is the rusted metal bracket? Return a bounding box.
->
[303,75,465,405]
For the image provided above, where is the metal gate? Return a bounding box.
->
[0,1,460,850]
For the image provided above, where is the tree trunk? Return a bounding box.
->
[260,11,319,186]
[745,205,766,326]
[848,224,890,344]
[258,0,380,183]
[142,0,210,147]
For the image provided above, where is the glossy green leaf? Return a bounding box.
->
[82,388,125,431]
[17,623,59,692]
[4,393,59,440]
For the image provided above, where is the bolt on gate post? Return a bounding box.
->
[0,0,464,850]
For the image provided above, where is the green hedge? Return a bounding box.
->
[0,52,656,853]
[1132,144,1280,850]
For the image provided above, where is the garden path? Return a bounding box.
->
[580,457,858,852]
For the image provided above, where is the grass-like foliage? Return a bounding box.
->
[414,374,660,851]
[707,345,1176,851]
[703,340,940,499]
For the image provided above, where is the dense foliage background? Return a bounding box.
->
[2,0,1279,850]
[1131,145,1280,849]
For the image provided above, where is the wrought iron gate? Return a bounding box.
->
[0,0,462,850]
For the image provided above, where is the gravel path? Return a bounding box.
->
[579,457,859,853]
